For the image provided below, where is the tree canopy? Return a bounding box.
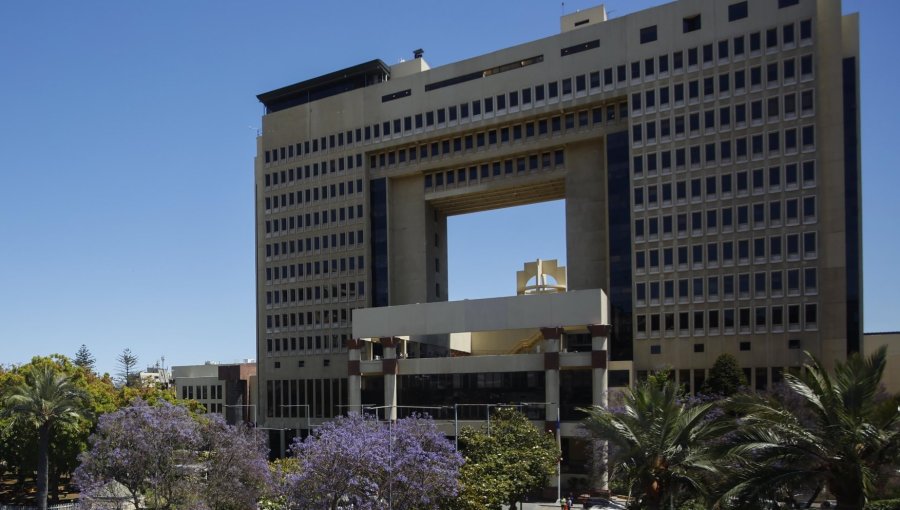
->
[718,347,900,510]
[285,413,462,510]
[581,380,729,509]
[452,407,559,510]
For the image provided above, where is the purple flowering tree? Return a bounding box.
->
[75,399,271,510]
[198,414,271,510]
[74,398,202,510]
[285,413,462,510]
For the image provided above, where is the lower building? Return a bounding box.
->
[172,362,257,425]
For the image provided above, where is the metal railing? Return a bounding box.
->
[0,504,78,510]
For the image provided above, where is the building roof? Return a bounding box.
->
[257,59,391,113]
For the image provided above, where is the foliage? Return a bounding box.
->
[452,408,559,510]
[116,348,139,387]
[2,364,90,510]
[259,457,300,510]
[718,347,900,510]
[285,413,462,510]
[76,398,266,510]
[580,380,729,510]
[198,414,271,510]
[73,345,96,373]
[703,354,747,397]
[74,398,202,510]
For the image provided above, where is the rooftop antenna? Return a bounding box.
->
[561,2,565,15]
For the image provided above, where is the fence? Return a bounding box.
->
[0,504,78,510]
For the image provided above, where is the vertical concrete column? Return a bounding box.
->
[588,324,611,492]
[345,338,363,413]
[540,327,562,431]
[381,337,400,421]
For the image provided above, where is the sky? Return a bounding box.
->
[0,0,896,376]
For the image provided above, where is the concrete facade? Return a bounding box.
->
[172,362,257,425]
[253,0,862,471]
[863,332,900,395]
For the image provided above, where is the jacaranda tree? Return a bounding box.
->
[199,414,271,510]
[74,398,202,510]
[75,398,271,510]
[285,413,462,510]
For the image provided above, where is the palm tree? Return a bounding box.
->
[718,346,900,510]
[3,366,89,510]
[580,380,728,509]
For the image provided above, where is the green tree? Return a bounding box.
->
[116,348,139,387]
[580,380,728,509]
[73,345,96,373]
[453,408,559,510]
[702,353,747,397]
[2,365,89,510]
[719,347,900,510]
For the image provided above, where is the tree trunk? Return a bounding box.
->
[36,423,50,510]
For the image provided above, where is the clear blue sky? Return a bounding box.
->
[0,0,895,376]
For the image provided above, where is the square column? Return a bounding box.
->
[588,324,611,492]
[345,338,363,413]
[381,337,401,421]
[540,327,563,432]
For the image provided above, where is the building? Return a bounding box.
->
[863,332,900,394]
[172,362,257,425]
[253,0,862,475]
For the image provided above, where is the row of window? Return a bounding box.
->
[266,335,347,355]
[632,62,814,120]
[634,195,817,232]
[180,384,223,401]
[265,181,363,213]
[265,378,348,419]
[265,306,359,331]
[423,150,565,190]
[264,178,364,209]
[632,158,816,200]
[639,364,801,395]
[263,232,364,260]
[264,156,364,189]
[265,256,365,283]
[265,281,366,307]
[636,302,819,337]
[639,13,812,68]
[264,206,365,236]
[636,266,818,305]
[635,232,818,272]
[371,102,621,172]
[634,124,815,162]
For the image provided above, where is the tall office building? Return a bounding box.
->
[254,0,861,464]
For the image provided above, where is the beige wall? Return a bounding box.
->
[864,333,900,395]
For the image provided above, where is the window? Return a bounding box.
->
[683,15,701,33]
[729,1,748,22]
[779,0,799,7]
[640,26,657,44]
